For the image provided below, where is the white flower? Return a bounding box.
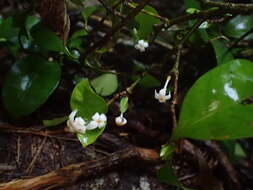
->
[134,40,149,52]
[115,113,127,126]
[66,110,86,133]
[87,112,107,130]
[155,76,171,103]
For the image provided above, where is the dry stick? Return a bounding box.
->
[0,147,159,190]
[205,141,241,190]
[107,77,141,105]
[82,0,151,58]
[170,19,204,131]
[198,0,253,12]
[0,124,78,142]
[25,137,47,175]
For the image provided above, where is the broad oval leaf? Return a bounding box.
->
[70,79,108,119]
[224,15,253,39]
[172,59,253,140]
[70,79,108,147]
[135,5,160,39]
[2,55,61,117]
[91,73,118,96]
[31,22,65,52]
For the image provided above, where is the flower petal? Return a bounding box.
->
[86,121,98,130]
[154,90,160,99]
[92,112,100,120]
[69,110,77,120]
[100,114,107,122]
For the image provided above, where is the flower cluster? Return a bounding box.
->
[134,40,149,52]
[155,76,171,103]
[66,110,107,134]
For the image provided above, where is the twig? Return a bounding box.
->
[170,19,204,131]
[0,147,159,190]
[25,137,47,175]
[107,77,141,105]
[16,135,21,165]
[82,0,151,58]
[0,124,78,142]
[198,0,253,13]
[205,141,241,190]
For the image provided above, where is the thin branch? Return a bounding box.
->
[170,19,204,131]
[82,0,151,58]
[198,0,253,13]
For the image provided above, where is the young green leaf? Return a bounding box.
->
[120,97,129,114]
[172,59,253,140]
[77,127,105,147]
[43,116,68,127]
[70,79,108,120]
[2,55,61,117]
[91,73,118,96]
[70,79,108,147]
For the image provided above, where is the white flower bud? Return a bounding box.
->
[115,113,127,126]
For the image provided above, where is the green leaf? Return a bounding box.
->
[31,22,65,52]
[70,79,108,119]
[81,6,98,27]
[157,160,180,186]
[25,15,40,38]
[172,59,253,140]
[186,8,200,14]
[2,55,61,117]
[0,17,19,40]
[43,116,68,127]
[234,143,247,158]
[91,73,118,96]
[184,0,201,9]
[138,73,161,88]
[77,127,105,147]
[211,39,234,65]
[71,79,108,147]
[135,5,160,39]
[160,144,175,160]
[120,97,128,113]
[224,15,253,39]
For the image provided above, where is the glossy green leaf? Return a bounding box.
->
[135,5,160,38]
[31,22,65,52]
[224,15,253,39]
[172,59,253,140]
[77,127,105,147]
[0,17,19,40]
[2,55,61,117]
[120,97,128,113]
[91,73,118,96]
[211,39,234,65]
[71,79,108,147]
[160,144,175,160]
[70,79,108,119]
[43,116,68,127]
